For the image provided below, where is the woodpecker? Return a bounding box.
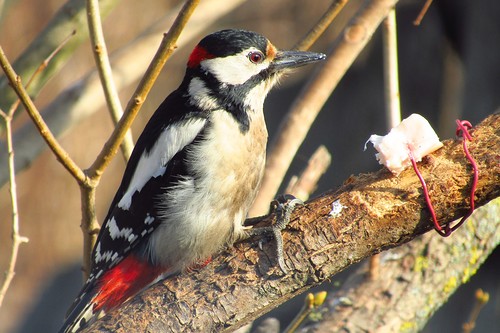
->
[59,29,325,332]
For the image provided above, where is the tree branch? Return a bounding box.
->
[0,46,87,184]
[285,145,331,201]
[293,0,349,51]
[300,198,500,332]
[0,0,121,115]
[382,8,401,128]
[83,112,500,332]
[0,35,70,302]
[0,110,29,307]
[86,0,133,161]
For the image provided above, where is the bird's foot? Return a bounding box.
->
[247,194,303,274]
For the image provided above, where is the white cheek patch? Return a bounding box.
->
[118,118,206,210]
[188,78,220,110]
[200,48,270,85]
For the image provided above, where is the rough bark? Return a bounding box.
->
[302,198,500,332]
[83,112,500,332]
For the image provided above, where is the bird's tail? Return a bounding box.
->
[59,255,165,332]
[58,281,102,333]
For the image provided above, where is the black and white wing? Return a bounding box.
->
[88,89,208,281]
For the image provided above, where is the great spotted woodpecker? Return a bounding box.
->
[59,29,325,332]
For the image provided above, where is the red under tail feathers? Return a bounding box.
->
[93,255,164,312]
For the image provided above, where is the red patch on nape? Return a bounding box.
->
[93,255,165,312]
[187,45,215,68]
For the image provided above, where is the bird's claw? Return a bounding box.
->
[252,194,303,274]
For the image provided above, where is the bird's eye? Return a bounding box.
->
[248,51,265,64]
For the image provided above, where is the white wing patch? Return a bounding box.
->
[107,218,138,243]
[144,213,155,225]
[107,217,134,240]
[118,118,207,210]
[94,242,115,263]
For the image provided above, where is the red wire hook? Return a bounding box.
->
[409,120,478,237]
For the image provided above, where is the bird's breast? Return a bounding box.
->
[191,109,268,215]
[186,108,268,245]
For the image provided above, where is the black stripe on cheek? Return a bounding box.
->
[197,72,254,133]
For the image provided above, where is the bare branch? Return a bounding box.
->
[462,289,490,333]
[371,5,401,280]
[284,292,327,333]
[0,46,87,184]
[0,31,75,301]
[86,0,133,161]
[0,110,29,307]
[86,0,200,179]
[80,185,100,280]
[84,112,500,332]
[382,8,401,128]
[25,30,77,89]
[250,0,400,216]
[285,145,331,201]
[0,0,121,115]
[413,0,434,26]
[294,0,349,51]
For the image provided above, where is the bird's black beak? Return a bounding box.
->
[270,50,326,72]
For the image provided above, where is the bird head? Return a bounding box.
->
[187,29,325,83]
[183,29,325,129]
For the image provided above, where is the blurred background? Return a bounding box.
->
[0,0,499,332]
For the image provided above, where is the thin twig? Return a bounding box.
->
[0,31,77,301]
[7,30,76,126]
[0,33,79,298]
[413,0,434,26]
[285,145,331,201]
[367,253,380,282]
[86,0,133,161]
[250,0,400,216]
[382,8,401,128]
[27,30,77,89]
[80,185,101,280]
[283,292,327,333]
[87,0,200,179]
[0,110,29,307]
[462,289,490,333]
[0,46,87,184]
[0,0,121,116]
[294,0,349,51]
